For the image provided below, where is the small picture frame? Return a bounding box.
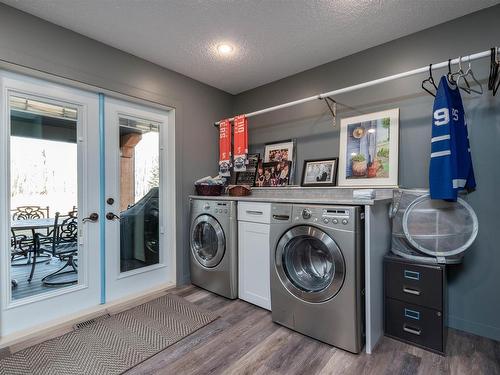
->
[301,158,338,187]
[235,153,260,186]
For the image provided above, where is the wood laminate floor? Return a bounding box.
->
[128,285,500,375]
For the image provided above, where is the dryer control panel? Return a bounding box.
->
[292,205,359,231]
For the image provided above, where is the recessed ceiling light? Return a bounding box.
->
[217,43,234,55]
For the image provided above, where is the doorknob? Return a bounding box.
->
[82,213,99,222]
[106,212,120,221]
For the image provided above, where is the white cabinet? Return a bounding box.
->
[238,202,271,310]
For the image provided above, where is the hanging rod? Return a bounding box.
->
[214,47,497,127]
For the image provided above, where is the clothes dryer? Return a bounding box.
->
[269,203,364,353]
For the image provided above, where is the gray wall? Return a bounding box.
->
[2,1,499,342]
[0,4,232,285]
[234,6,500,341]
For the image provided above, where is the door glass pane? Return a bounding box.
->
[119,116,160,272]
[192,222,218,261]
[283,235,334,292]
[9,94,79,300]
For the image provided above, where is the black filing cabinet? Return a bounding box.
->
[384,255,447,355]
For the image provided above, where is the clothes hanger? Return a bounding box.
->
[421,64,438,97]
[457,55,483,95]
[447,59,455,84]
[451,56,471,94]
[494,48,500,96]
[488,47,499,95]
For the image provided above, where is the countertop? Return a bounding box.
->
[189,186,393,206]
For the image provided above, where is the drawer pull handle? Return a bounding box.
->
[404,270,420,280]
[273,215,290,221]
[404,308,420,320]
[403,287,421,296]
[403,324,421,336]
[246,210,263,215]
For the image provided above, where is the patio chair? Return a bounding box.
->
[10,231,30,288]
[11,205,52,266]
[11,228,32,262]
[11,206,50,221]
[37,213,79,286]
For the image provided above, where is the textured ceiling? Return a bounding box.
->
[2,0,499,94]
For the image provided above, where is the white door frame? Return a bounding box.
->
[0,71,101,336]
[104,96,176,303]
[0,69,177,340]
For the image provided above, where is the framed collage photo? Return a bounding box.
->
[301,158,338,187]
[338,108,399,187]
[255,160,291,187]
[263,139,296,185]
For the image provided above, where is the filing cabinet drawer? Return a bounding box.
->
[385,258,443,310]
[385,298,444,354]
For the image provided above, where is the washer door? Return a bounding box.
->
[190,214,226,268]
[276,225,345,303]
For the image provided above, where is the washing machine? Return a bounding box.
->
[270,203,365,353]
[189,199,238,299]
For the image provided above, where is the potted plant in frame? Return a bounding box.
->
[351,153,367,177]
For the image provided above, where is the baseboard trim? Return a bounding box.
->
[448,315,500,342]
[0,283,176,353]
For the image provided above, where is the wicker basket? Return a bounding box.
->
[195,184,224,196]
[228,185,251,197]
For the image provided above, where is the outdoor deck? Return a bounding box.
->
[11,257,73,300]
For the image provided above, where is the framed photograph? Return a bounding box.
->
[338,108,399,187]
[235,153,260,186]
[301,158,338,187]
[264,139,296,184]
[254,161,291,187]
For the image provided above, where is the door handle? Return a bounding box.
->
[82,213,99,222]
[106,212,120,221]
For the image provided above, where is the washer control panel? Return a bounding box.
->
[292,205,356,230]
[197,200,231,216]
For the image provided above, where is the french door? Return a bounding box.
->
[0,72,101,336]
[0,72,175,339]
[104,97,172,302]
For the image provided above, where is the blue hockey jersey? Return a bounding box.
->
[429,76,476,201]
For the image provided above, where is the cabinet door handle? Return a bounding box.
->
[403,324,421,336]
[403,287,421,296]
[246,210,263,215]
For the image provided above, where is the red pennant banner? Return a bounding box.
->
[219,119,231,176]
[233,115,248,172]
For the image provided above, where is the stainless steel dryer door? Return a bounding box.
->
[190,214,226,268]
[275,225,345,303]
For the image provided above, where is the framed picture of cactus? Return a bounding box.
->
[338,108,399,187]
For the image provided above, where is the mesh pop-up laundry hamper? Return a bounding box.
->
[390,189,478,264]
